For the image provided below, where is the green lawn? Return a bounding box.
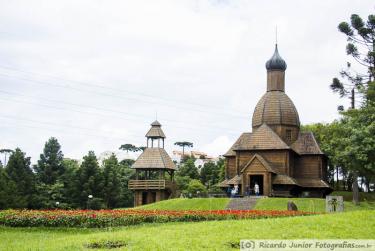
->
[331,191,375,201]
[254,197,375,212]
[136,198,230,210]
[135,196,375,213]
[0,210,374,250]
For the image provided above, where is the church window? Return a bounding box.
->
[286,129,292,141]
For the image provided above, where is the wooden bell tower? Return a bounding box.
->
[128,121,176,207]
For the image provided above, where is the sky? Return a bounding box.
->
[0,0,374,164]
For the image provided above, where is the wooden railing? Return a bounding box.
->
[128,180,175,190]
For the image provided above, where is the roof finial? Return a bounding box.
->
[156,111,158,120]
[275,26,278,45]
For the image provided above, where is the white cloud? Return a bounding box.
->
[0,0,373,163]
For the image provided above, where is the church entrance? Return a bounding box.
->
[249,175,264,195]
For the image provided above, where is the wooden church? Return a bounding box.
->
[128,121,176,206]
[220,45,332,198]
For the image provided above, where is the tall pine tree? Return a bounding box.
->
[35,137,65,185]
[5,148,36,208]
[77,151,103,208]
[102,154,121,208]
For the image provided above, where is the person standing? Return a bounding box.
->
[254,182,260,196]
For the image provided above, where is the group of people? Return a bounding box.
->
[227,183,260,197]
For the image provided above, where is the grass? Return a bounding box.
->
[135,198,230,210]
[331,191,375,201]
[134,196,375,213]
[0,210,374,250]
[254,197,375,212]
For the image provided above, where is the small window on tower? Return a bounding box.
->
[286,129,292,141]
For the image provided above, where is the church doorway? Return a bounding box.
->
[249,175,264,195]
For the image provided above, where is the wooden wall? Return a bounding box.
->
[241,158,272,196]
[236,150,290,175]
[294,155,323,179]
[268,125,299,145]
[267,70,285,91]
[226,157,236,178]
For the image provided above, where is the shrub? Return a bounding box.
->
[187,179,207,197]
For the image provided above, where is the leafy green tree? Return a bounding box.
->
[174,141,193,160]
[187,179,207,197]
[177,158,199,180]
[217,158,226,182]
[120,159,135,166]
[330,13,375,204]
[175,175,191,193]
[5,148,36,208]
[35,137,65,185]
[200,161,221,187]
[77,151,104,208]
[102,154,121,208]
[340,105,375,195]
[116,161,135,207]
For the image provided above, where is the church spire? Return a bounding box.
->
[265,44,287,71]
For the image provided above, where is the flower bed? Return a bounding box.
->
[0,209,316,228]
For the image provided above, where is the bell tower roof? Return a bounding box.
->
[145,120,166,139]
[265,44,287,71]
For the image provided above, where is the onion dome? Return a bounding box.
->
[265,44,287,71]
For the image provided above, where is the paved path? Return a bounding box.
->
[225,197,262,210]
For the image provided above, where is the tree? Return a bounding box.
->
[35,137,65,185]
[0,149,13,166]
[174,141,193,160]
[200,161,221,188]
[177,158,199,180]
[116,160,135,207]
[331,13,375,205]
[331,14,375,110]
[340,104,375,194]
[0,168,13,209]
[119,144,139,153]
[60,159,80,208]
[120,159,135,166]
[77,151,104,208]
[187,179,207,197]
[138,146,146,152]
[5,148,36,208]
[102,154,121,208]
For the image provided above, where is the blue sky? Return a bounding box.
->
[0,0,373,163]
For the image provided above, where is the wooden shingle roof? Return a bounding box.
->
[233,124,289,151]
[217,179,230,187]
[223,133,251,156]
[272,174,298,185]
[227,175,242,185]
[145,120,166,138]
[295,178,330,188]
[291,132,324,155]
[132,148,176,170]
